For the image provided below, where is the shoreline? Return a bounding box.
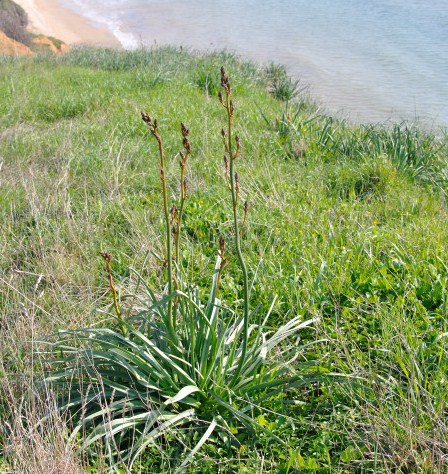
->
[13,0,121,47]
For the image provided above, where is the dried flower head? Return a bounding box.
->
[100,251,111,264]
[220,66,231,93]
[141,112,161,142]
[235,173,240,202]
[170,205,179,224]
[181,122,189,137]
[141,111,152,125]
[234,135,241,157]
[219,235,226,257]
[224,155,229,179]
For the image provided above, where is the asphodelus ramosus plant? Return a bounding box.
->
[37,67,322,471]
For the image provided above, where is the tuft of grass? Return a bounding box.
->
[366,123,445,183]
[264,62,305,102]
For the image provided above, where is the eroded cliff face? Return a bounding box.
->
[0,29,69,55]
[0,29,31,54]
[0,0,68,56]
[31,35,69,54]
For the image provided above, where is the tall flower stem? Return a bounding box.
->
[141,113,174,329]
[219,68,249,384]
[101,251,126,337]
[174,123,191,267]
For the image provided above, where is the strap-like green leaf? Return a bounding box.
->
[164,385,201,406]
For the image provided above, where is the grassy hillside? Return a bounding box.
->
[0,47,447,473]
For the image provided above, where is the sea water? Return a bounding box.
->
[62,0,448,126]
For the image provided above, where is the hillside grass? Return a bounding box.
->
[0,46,448,472]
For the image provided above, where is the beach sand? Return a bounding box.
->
[14,0,121,47]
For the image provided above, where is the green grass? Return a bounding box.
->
[0,46,447,472]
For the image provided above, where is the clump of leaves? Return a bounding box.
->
[264,62,304,102]
[36,68,322,471]
[366,123,443,182]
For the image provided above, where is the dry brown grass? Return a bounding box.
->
[0,294,87,473]
[1,376,85,473]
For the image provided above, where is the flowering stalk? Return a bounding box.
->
[219,67,249,383]
[174,123,191,267]
[100,251,126,336]
[141,112,174,328]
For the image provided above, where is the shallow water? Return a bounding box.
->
[63,0,448,126]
